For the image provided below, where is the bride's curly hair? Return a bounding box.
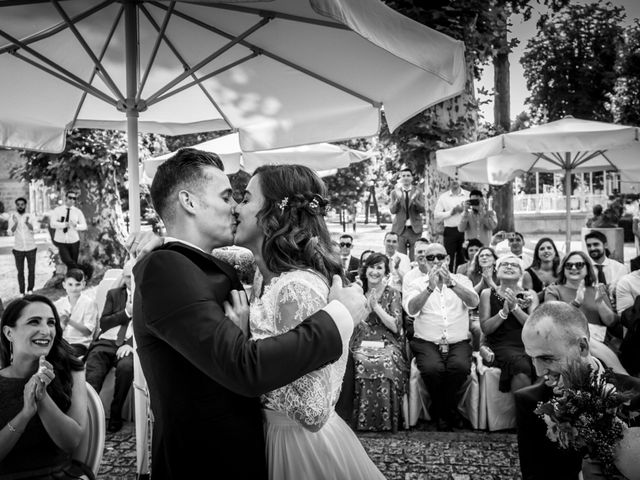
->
[252,164,343,284]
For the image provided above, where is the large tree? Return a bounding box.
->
[611,20,640,126]
[521,2,625,123]
[383,0,567,234]
[14,129,164,283]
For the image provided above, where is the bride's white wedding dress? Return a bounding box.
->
[250,269,385,480]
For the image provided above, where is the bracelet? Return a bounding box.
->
[426,286,434,295]
[570,300,582,308]
[498,310,508,320]
[7,422,17,433]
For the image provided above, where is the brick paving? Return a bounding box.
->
[98,422,522,480]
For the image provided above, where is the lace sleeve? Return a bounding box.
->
[263,275,333,432]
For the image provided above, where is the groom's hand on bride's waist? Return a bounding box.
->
[329,275,367,327]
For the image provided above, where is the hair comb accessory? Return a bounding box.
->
[308,194,329,216]
[278,196,289,213]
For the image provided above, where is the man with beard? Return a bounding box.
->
[516,301,640,480]
[9,197,37,295]
[584,230,627,287]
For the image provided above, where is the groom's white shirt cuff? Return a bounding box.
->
[323,301,354,348]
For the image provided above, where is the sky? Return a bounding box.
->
[478,0,640,123]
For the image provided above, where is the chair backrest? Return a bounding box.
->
[72,383,106,475]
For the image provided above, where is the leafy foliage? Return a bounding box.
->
[13,129,165,278]
[521,2,626,122]
[611,20,640,126]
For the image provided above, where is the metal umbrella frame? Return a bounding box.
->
[1,0,466,231]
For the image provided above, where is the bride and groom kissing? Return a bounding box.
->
[129,148,385,479]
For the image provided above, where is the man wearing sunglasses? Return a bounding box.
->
[50,191,87,271]
[338,234,360,283]
[403,242,479,431]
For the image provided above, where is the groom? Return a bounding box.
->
[132,148,367,480]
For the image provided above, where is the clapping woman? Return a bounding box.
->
[351,253,407,433]
[468,246,499,294]
[544,251,626,373]
[522,237,560,301]
[479,256,538,392]
[0,295,93,479]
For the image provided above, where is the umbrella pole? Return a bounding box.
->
[565,162,572,255]
[125,0,140,234]
[127,114,140,233]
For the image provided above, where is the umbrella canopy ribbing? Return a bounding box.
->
[0,0,466,230]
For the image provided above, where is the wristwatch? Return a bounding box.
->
[447,278,457,289]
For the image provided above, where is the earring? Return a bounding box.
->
[9,341,13,364]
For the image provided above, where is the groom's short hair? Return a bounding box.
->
[151,148,224,223]
[524,301,590,346]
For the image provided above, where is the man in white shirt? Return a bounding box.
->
[383,231,411,291]
[403,242,479,431]
[9,197,37,295]
[434,178,469,272]
[86,261,135,433]
[50,191,87,271]
[584,230,628,287]
[490,231,533,268]
[615,270,640,314]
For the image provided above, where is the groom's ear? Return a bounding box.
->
[177,190,197,214]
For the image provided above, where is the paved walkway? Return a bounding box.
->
[98,423,522,480]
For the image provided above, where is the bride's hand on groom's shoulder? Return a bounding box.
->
[125,230,164,259]
[224,290,250,336]
[329,275,367,327]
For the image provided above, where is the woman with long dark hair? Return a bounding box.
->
[0,295,93,478]
[522,237,560,300]
[233,164,384,479]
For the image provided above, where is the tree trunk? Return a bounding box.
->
[493,44,515,232]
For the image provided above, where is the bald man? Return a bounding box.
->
[403,242,479,431]
[516,301,640,480]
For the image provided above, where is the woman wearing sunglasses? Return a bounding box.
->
[467,246,499,294]
[479,255,538,393]
[544,251,627,373]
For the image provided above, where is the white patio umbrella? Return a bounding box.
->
[0,0,466,232]
[1,2,465,476]
[435,117,640,253]
[142,132,373,180]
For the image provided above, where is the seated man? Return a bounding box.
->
[403,242,479,431]
[85,261,134,433]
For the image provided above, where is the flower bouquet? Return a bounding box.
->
[535,362,638,478]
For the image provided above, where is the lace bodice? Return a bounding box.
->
[250,269,348,431]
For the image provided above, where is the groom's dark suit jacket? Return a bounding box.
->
[515,373,640,480]
[133,242,344,480]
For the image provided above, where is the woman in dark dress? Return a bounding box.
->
[0,295,93,479]
[351,253,407,433]
[479,255,538,393]
[522,237,560,301]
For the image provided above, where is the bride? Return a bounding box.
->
[232,164,384,480]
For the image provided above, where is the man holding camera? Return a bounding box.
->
[50,191,87,271]
[435,177,469,271]
[403,242,479,431]
[457,189,497,246]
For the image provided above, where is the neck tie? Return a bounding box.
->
[595,264,607,284]
[404,190,410,214]
[343,257,349,272]
[63,207,70,233]
[115,323,128,347]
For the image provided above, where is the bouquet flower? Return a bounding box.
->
[535,362,637,476]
